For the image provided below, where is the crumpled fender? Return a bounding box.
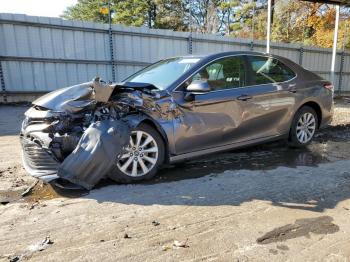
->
[57,119,130,189]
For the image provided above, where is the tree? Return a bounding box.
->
[62,0,187,29]
[61,0,350,49]
[62,0,150,27]
[152,0,188,30]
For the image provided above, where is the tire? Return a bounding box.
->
[288,106,318,148]
[108,123,165,183]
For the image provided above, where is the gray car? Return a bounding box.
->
[21,51,333,187]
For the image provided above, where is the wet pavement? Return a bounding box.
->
[153,123,350,183]
[1,122,349,204]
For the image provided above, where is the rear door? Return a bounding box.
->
[237,55,297,139]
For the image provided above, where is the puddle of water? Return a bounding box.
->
[257,216,339,244]
[153,124,350,183]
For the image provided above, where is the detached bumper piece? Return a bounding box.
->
[21,138,59,181]
[57,119,130,190]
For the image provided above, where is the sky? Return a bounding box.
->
[0,0,77,18]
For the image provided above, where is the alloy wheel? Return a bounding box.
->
[296,112,316,144]
[117,130,158,177]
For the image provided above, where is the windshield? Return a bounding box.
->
[124,57,200,90]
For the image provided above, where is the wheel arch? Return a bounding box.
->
[125,113,170,164]
[296,101,322,128]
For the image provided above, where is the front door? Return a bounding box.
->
[172,55,249,154]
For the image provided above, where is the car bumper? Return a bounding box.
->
[21,137,59,182]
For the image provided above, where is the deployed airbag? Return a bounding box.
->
[57,119,130,189]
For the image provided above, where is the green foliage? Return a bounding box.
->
[62,0,350,49]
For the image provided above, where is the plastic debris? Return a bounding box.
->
[173,239,189,248]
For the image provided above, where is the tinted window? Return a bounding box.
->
[248,56,295,85]
[190,56,246,91]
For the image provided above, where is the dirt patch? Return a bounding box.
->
[0,180,87,205]
[257,216,339,244]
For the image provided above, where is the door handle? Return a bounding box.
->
[287,84,297,93]
[237,94,252,101]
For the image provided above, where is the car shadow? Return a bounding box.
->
[76,124,350,213]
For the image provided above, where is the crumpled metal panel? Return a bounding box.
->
[32,82,94,113]
[57,119,130,190]
[31,77,117,113]
[22,78,183,188]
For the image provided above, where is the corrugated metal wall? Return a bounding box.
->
[0,13,349,101]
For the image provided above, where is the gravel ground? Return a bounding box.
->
[0,99,349,261]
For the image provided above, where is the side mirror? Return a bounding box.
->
[186,81,211,93]
[184,81,211,102]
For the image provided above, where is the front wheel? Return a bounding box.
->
[108,123,165,183]
[288,106,318,148]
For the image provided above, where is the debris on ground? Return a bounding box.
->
[123,233,131,239]
[7,236,54,261]
[21,180,39,197]
[173,239,189,248]
[28,236,54,252]
[8,255,21,262]
[161,245,171,251]
[152,220,160,226]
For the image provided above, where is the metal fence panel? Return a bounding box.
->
[0,13,349,97]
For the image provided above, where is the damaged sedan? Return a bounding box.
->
[20,51,333,189]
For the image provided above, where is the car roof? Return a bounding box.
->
[165,51,307,91]
[173,51,294,65]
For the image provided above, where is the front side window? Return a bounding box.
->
[189,56,246,91]
[248,56,296,85]
[124,57,200,90]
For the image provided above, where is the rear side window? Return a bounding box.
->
[247,56,296,85]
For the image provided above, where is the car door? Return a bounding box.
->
[171,55,267,154]
[238,55,297,140]
[174,56,293,154]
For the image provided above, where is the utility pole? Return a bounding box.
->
[266,0,272,53]
[108,0,116,82]
[331,5,340,86]
[251,0,255,50]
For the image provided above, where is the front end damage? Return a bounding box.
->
[20,77,179,189]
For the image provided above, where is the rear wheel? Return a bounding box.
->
[108,123,164,183]
[288,106,318,147]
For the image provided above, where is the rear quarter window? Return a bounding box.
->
[248,56,296,85]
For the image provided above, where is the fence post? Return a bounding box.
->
[299,46,304,66]
[250,41,254,51]
[338,51,345,96]
[108,0,116,82]
[0,61,7,103]
[188,33,193,54]
[108,28,116,82]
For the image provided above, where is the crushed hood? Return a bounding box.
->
[32,82,95,113]
[32,77,116,114]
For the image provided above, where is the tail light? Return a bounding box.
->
[324,83,334,91]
